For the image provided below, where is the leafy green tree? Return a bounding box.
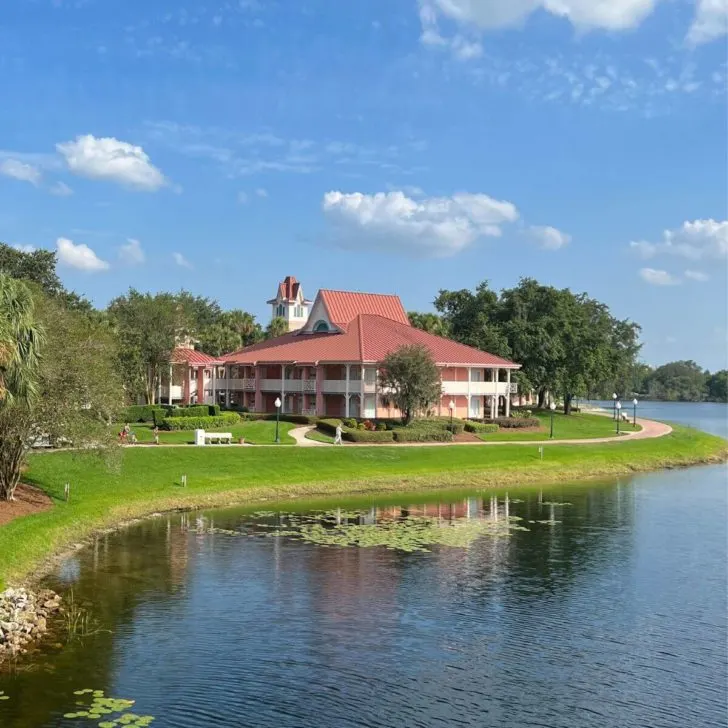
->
[107,290,181,404]
[707,370,728,402]
[645,360,708,401]
[0,242,93,312]
[0,275,43,405]
[0,290,121,500]
[379,344,442,425]
[434,282,511,357]
[198,310,263,356]
[265,316,289,339]
[408,311,449,337]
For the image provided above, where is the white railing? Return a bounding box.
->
[441,381,512,396]
[509,382,518,394]
[321,380,347,394]
[302,379,316,392]
[243,379,256,391]
[225,380,248,391]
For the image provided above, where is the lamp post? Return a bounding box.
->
[549,401,556,439]
[449,400,455,427]
[633,398,638,427]
[616,400,622,434]
[612,392,618,420]
[274,397,282,443]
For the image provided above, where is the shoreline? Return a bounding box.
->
[0,422,725,588]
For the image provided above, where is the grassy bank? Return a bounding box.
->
[480,411,640,441]
[116,420,297,445]
[0,424,725,587]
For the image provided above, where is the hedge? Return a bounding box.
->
[393,429,453,443]
[464,421,500,434]
[445,422,465,435]
[487,417,540,429]
[122,405,167,423]
[344,429,394,443]
[160,413,241,431]
[318,419,342,435]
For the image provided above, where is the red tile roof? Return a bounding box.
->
[221,314,519,368]
[171,347,221,366]
[319,290,409,328]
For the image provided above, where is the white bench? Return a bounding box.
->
[204,432,233,445]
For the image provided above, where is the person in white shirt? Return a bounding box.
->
[334,423,343,445]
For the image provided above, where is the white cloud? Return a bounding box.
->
[56,134,166,191]
[322,189,519,257]
[687,0,728,46]
[49,181,73,197]
[639,268,680,286]
[630,219,728,260]
[173,252,193,269]
[0,159,42,186]
[118,238,145,265]
[419,3,483,60]
[56,237,110,272]
[527,225,571,250]
[255,187,268,198]
[685,269,710,281]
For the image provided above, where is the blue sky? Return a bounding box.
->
[1,0,726,369]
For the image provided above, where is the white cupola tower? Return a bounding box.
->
[266,275,312,332]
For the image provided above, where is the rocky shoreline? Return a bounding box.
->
[0,587,62,661]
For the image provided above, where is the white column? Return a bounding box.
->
[506,369,511,417]
[168,364,173,405]
[345,364,350,418]
[493,368,499,417]
[211,366,217,406]
[467,367,472,418]
[225,365,230,407]
[157,366,162,405]
[281,364,287,413]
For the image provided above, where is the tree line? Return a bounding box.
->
[626,361,727,403]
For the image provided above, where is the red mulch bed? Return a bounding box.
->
[453,432,481,443]
[0,484,54,526]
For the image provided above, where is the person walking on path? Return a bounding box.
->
[334,423,343,445]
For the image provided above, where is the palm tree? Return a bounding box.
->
[265,316,289,339]
[0,275,43,404]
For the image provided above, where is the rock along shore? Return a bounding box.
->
[0,587,62,661]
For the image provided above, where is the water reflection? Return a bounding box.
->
[0,468,725,728]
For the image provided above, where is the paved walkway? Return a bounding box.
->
[289,426,329,447]
[285,418,672,448]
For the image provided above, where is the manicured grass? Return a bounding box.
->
[117,421,297,445]
[479,411,640,441]
[305,429,335,444]
[0,423,724,587]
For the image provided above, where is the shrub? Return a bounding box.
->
[487,416,539,429]
[393,429,453,443]
[464,421,500,434]
[122,405,167,423]
[318,418,342,435]
[445,422,465,435]
[344,429,394,443]
[160,413,241,431]
[280,414,320,425]
[174,405,210,418]
[208,404,221,416]
[343,418,357,429]
[375,422,387,431]
[511,409,533,419]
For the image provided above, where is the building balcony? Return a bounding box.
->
[441,381,513,396]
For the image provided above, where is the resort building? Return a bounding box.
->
[159,342,221,406]
[214,280,520,420]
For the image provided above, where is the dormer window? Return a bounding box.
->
[276,304,285,317]
[313,320,329,333]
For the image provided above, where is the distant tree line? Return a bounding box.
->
[618,360,727,403]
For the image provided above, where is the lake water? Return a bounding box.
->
[0,403,726,728]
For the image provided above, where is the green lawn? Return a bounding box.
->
[479,411,640,441]
[305,429,335,444]
[0,423,725,587]
[118,421,297,445]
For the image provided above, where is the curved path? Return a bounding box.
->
[290,418,673,448]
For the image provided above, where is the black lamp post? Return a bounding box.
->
[633,398,638,427]
[612,392,618,420]
[274,397,281,443]
[616,401,622,434]
[549,401,556,439]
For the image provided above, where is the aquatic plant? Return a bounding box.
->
[62,591,108,642]
[65,690,154,726]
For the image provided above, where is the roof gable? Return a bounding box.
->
[318,290,409,327]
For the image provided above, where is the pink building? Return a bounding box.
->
[216,282,520,419]
[159,344,221,406]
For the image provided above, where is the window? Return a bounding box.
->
[276,304,285,318]
[293,305,304,318]
[313,320,329,332]
[364,368,377,385]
